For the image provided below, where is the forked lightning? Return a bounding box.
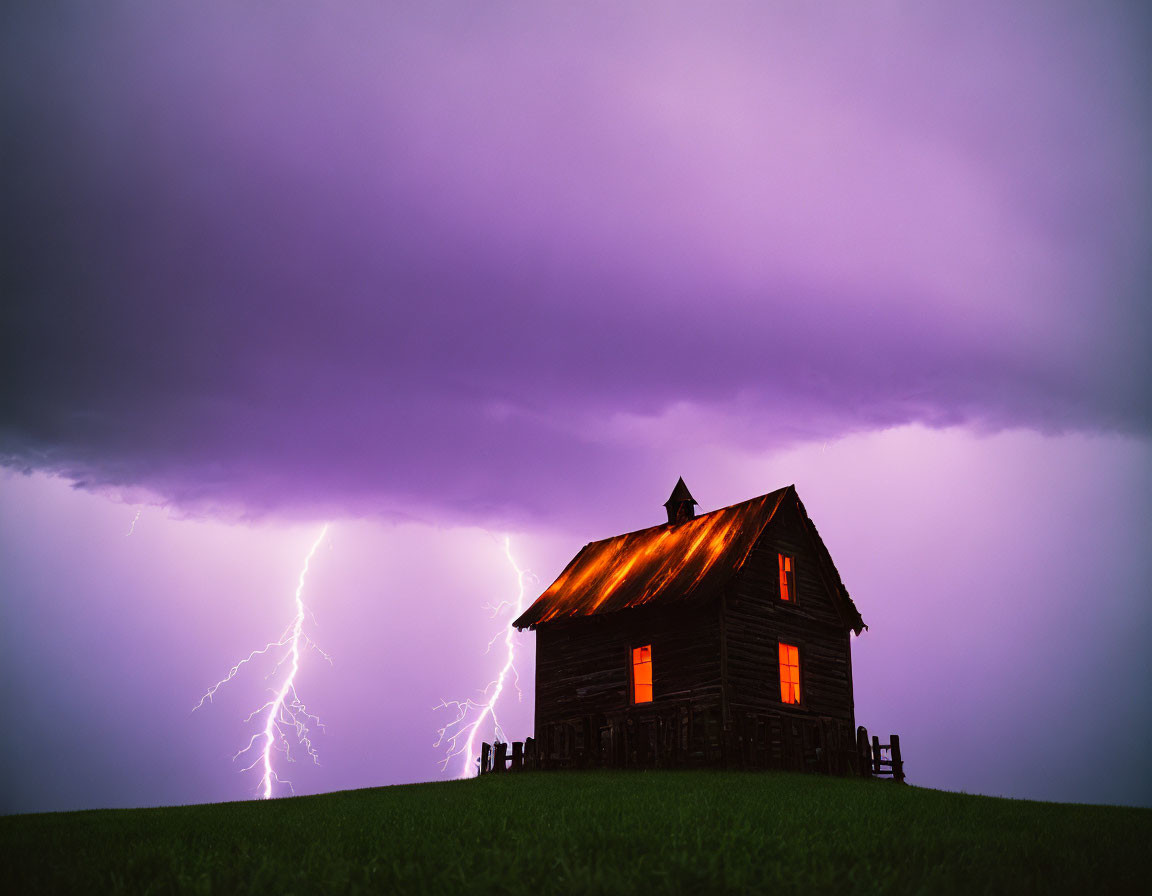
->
[435,535,534,778]
[195,523,332,798]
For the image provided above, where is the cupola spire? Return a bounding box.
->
[663,477,698,524]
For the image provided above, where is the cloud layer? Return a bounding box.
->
[3,2,1149,524]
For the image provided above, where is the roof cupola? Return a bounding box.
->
[663,477,698,524]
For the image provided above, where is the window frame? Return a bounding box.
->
[777,551,797,603]
[630,643,654,705]
[778,640,802,706]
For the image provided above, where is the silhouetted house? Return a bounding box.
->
[512,479,866,774]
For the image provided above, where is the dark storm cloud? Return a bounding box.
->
[2,2,1149,524]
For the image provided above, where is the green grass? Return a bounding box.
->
[2,771,1148,895]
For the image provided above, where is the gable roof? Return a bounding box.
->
[513,485,865,633]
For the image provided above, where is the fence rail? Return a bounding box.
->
[856,727,905,783]
[478,738,538,775]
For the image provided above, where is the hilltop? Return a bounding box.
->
[2,770,1148,894]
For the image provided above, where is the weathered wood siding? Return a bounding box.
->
[533,604,725,768]
[724,495,855,725]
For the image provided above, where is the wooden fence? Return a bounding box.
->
[478,738,538,775]
[856,726,905,783]
[479,727,904,781]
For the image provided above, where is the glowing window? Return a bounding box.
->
[778,553,795,601]
[632,645,653,704]
[779,642,800,704]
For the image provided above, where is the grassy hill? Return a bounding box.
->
[2,770,1148,894]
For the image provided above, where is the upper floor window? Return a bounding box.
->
[632,645,653,704]
[779,642,801,704]
[778,553,796,601]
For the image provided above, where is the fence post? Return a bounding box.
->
[480,742,491,776]
[890,734,905,783]
[872,735,882,775]
[493,741,508,773]
[524,736,535,770]
[856,727,870,777]
[511,741,523,772]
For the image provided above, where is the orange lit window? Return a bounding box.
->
[632,645,653,704]
[778,553,795,601]
[779,642,800,704]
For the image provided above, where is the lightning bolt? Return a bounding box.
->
[126,509,141,536]
[434,535,535,778]
[195,523,332,799]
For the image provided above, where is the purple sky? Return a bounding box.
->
[1,2,1150,812]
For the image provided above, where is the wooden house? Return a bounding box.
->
[512,479,867,775]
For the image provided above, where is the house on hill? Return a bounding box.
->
[512,479,867,775]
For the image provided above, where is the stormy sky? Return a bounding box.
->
[2,2,1150,813]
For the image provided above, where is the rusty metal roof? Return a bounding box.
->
[513,487,791,629]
